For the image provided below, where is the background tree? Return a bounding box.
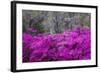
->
[22,10,91,35]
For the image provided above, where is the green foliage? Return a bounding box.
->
[85,21,90,27]
[32,23,45,34]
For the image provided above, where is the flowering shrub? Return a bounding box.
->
[23,27,91,62]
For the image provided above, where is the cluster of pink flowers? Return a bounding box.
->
[23,27,91,62]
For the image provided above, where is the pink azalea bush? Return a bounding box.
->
[22,27,91,62]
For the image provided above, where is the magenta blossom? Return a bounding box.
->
[23,27,91,62]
